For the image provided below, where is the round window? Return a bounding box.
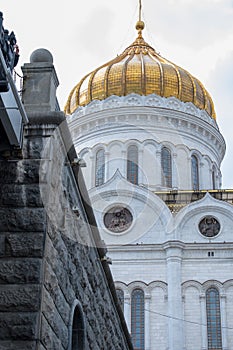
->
[104,206,133,233]
[198,216,220,238]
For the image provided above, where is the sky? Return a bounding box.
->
[1,0,233,188]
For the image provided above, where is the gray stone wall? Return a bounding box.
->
[0,49,132,350]
[38,120,131,350]
[0,135,45,349]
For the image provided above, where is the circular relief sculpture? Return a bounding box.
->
[198,216,220,237]
[104,207,133,233]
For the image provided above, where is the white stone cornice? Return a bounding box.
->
[163,240,186,251]
[68,95,225,166]
[68,93,218,129]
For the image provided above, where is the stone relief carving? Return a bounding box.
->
[199,216,220,237]
[104,207,133,233]
[71,93,217,129]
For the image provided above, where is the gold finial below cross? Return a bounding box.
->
[136,0,145,36]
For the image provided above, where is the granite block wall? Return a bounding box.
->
[0,48,132,350]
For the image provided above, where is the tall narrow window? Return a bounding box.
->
[72,305,85,350]
[127,145,138,184]
[161,147,172,187]
[212,166,216,190]
[95,149,105,186]
[116,288,124,312]
[131,289,145,350]
[206,287,222,350]
[191,155,199,190]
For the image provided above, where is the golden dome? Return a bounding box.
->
[65,30,216,119]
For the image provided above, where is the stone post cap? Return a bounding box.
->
[22,48,60,114]
[30,48,53,64]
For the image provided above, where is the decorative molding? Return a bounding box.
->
[174,192,233,232]
[182,279,233,295]
[182,280,203,293]
[68,94,218,130]
[68,95,225,166]
[114,281,128,294]
[148,281,168,294]
[115,280,168,296]
[202,280,224,293]
[127,281,149,293]
[223,279,233,290]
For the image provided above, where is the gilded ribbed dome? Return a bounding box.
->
[65,31,216,119]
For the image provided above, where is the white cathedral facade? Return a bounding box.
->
[65,19,233,350]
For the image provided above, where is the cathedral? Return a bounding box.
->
[65,12,233,350]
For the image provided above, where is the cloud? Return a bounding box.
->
[207,51,233,188]
[145,0,233,49]
[76,6,116,59]
[208,51,233,132]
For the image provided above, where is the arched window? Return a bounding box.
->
[116,288,124,312]
[127,145,138,184]
[161,147,172,188]
[191,155,199,190]
[71,305,85,350]
[212,166,216,190]
[206,287,222,350]
[95,149,105,186]
[131,289,145,350]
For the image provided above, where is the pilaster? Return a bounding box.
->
[145,294,151,350]
[200,293,207,350]
[164,241,184,350]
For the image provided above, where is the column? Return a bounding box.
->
[209,168,213,189]
[200,294,207,350]
[138,149,144,185]
[172,153,178,189]
[199,161,204,190]
[156,150,161,186]
[182,295,186,350]
[122,150,127,178]
[165,242,184,350]
[89,155,94,187]
[124,293,131,331]
[217,169,221,189]
[220,294,228,350]
[145,294,151,350]
[105,151,110,181]
[187,157,192,190]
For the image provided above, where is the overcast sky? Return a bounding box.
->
[1,0,233,188]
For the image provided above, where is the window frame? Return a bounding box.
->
[206,287,222,350]
[95,148,105,187]
[191,154,199,190]
[212,166,216,190]
[127,145,139,185]
[161,146,172,188]
[131,288,145,350]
